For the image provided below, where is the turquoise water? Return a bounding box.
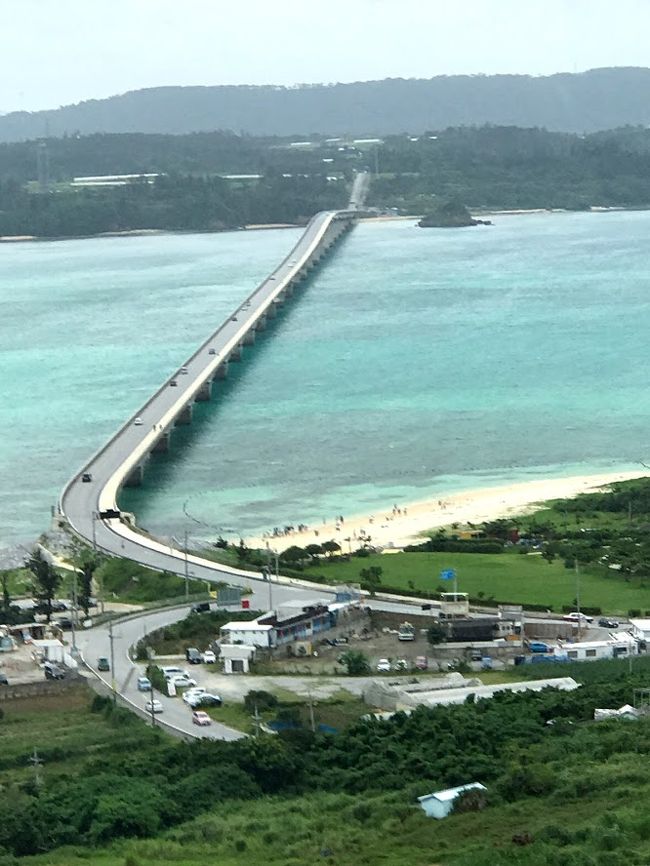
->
[2,212,650,550]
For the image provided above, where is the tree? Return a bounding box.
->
[321,540,341,557]
[359,566,383,595]
[1,570,11,615]
[77,560,97,617]
[26,548,61,621]
[427,623,447,646]
[338,650,370,676]
[279,545,306,565]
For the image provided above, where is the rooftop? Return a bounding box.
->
[418,783,486,804]
[220,621,273,632]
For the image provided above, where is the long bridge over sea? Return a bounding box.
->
[59,173,369,593]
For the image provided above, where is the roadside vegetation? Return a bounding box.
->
[139,608,263,656]
[5,657,650,864]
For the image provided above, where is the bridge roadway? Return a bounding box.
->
[59,203,363,603]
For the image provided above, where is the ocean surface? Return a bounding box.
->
[2,212,650,552]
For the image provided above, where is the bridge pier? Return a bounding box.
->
[230,343,243,361]
[195,380,212,402]
[243,328,256,346]
[255,315,267,332]
[267,302,278,318]
[151,432,170,454]
[175,403,193,425]
[125,464,144,487]
[214,360,229,380]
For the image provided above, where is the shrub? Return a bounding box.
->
[244,690,278,713]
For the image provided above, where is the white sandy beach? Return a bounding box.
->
[247,469,650,554]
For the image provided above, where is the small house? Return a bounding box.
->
[418,783,487,820]
[220,643,255,674]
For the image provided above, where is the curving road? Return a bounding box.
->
[59,206,357,598]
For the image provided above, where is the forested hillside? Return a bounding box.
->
[3,67,650,141]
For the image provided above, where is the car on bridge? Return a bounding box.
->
[137,676,152,692]
[145,699,163,714]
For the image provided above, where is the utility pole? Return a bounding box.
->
[29,748,44,789]
[184,528,189,600]
[108,619,116,705]
[92,512,97,552]
[252,703,262,736]
[262,565,273,611]
[574,558,581,639]
[70,570,78,656]
[307,692,316,733]
[149,683,156,727]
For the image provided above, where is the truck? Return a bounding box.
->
[398,621,416,641]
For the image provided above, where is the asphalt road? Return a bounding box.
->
[59,208,358,599]
[76,603,246,740]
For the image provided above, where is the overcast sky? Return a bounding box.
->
[3,0,650,113]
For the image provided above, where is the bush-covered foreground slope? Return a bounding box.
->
[5,660,650,864]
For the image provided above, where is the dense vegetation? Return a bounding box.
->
[370,125,650,211]
[0,172,346,237]
[3,124,650,238]
[4,68,650,140]
[5,657,650,864]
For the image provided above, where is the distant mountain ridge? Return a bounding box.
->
[3,67,650,142]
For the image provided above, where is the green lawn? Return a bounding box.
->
[304,551,650,614]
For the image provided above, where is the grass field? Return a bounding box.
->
[0,687,155,785]
[304,550,650,614]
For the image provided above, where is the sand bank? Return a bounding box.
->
[247,469,650,554]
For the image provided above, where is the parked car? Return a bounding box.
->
[527,641,551,654]
[161,665,189,678]
[202,650,216,664]
[0,673,8,685]
[55,617,73,630]
[145,699,163,714]
[192,693,223,708]
[376,658,391,673]
[182,687,207,704]
[97,657,110,671]
[185,647,202,664]
[137,676,152,692]
[192,711,212,726]
[44,664,65,680]
[167,674,197,689]
[599,618,620,629]
[563,612,593,624]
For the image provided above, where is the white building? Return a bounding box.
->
[418,783,487,819]
[219,621,275,649]
[219,644,255,674]
[555,635,638,662]
[629,619,650,643]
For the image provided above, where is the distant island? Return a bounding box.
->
[418,201,492,228]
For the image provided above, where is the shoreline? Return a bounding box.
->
[246,469,650,554]
[4,206,650,245]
